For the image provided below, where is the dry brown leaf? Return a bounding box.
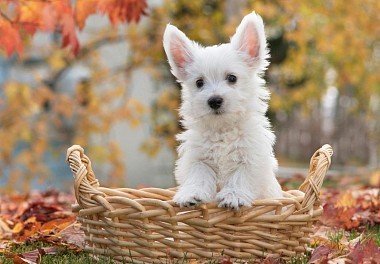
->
[309,245,333,264]
[5,247,57,264]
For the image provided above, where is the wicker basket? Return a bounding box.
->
[67,144,333,263]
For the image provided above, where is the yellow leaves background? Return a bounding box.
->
[0,0,378,189]
[127,0,379,158]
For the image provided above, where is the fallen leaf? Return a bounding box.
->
[24,217,37,224]
[17,221,42,242]
[336,192,356,208]
[40,216,75,235]
[309,245,333,264]
[348,239,380,264]
[12,223,24,234]
[369,171,380,187]
[320,204,360,230]
[220,256,233,264]
[58,223,85,248]
[262,256,282,264]
[5,247,57,264]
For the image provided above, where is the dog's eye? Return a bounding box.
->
[226,74,237,84]
[196,78,204,88]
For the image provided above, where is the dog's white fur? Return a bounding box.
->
[163,12,283,209]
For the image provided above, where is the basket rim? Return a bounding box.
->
[66,144,333,213]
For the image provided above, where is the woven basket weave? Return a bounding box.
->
[67,144,333,263]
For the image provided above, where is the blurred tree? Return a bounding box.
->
[0,0,147,191]
[129,0,379,167]
[0,0,147,56]
[251,0,379,165]
[1,0,379,192]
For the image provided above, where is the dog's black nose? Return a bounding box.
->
[207,96,223,110]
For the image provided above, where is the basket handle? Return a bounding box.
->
[66,145,105,208]
[298,144,333,210]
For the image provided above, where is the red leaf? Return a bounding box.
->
[60,13,80,55]
[97,0,148,26]
[220,256,233,264]
[52,0,80,55]
[348,239,380,264]
[0,19,23,56]
[320,204,360,230]
[19,202,62,222]
[309,245,333,264]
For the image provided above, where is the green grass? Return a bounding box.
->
[324,225,380,247]
[287,254,309,264]
[347,229,360,241]
[0,241,113,264]
[366,224,380,246]
[327,229,345,245]
[0,242,310,264]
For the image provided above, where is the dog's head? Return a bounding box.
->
[163,12,269,128]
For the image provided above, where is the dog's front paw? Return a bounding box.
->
[216,190,252,210]
[173,188,211,208]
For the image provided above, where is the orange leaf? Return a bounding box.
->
[24,217,37,224]
[336,192,356,208]
[0,19,23,56]
[12,222,24,234]
[16,2,57,34]
[97,0,148,26]
[16,2,43,34]
[75,0,98,30]
[16,222,42,243]
[40,216,75,234]
[54,1,80,55]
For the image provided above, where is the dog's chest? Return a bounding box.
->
[198,128,248,180]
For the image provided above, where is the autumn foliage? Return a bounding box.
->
[0,0,148,191]
[0,0,147,56]
[0,190,83,263]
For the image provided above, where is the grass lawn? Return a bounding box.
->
[0,241,112,264]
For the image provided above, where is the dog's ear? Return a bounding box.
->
[230,12,269,71]
[163,24,195,80]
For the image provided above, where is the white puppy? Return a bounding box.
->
[163,12,283,210]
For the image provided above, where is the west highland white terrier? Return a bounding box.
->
[163,12,283,210]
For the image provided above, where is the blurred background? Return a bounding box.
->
[0,0,379,192]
